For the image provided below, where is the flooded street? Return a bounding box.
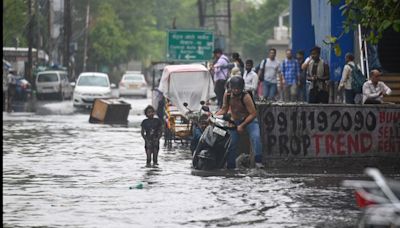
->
[3,97,362,227]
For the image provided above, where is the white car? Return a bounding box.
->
[72,72,115,109]
[118,72,147,98]
[36,70,73,100]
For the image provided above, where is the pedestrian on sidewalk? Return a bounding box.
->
[338,53,356,104]
[231,52,244,77]
[141,105,163,167]
[304,46,330,104]
[258,48,281,101]
[243,59,258,99]
[281,49,300,102]
[211,48,230,108]
[296,50,307,102]
[6,69,18,112]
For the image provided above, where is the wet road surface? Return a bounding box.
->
[3,97,364,227]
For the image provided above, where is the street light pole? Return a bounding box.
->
[27,0,33,84]
[83,1,90,72]
[63,0,71,78]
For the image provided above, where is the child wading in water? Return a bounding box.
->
[141,105,163,167]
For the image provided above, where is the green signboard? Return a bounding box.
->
[167,30,214,61]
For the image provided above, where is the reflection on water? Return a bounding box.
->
[3,98,361,227]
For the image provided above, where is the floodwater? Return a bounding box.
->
[3,96,362,227]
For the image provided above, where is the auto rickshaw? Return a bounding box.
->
[153,64,216,146]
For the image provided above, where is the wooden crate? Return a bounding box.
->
[89,98,131,124]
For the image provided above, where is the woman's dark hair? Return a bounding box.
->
[232,52,240,60]
[144,105,155,115]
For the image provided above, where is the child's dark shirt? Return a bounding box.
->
[141,118,162,143]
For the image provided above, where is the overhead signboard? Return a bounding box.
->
[167,30,214,61]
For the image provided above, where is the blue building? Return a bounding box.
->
[290,0,400,103]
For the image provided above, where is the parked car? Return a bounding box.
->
[72,72,115,109]
[118,72,147,98]
[35,70,73,100]
[15,77,32,101]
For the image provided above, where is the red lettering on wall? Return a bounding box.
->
[379,111,400,123]
[360,133,372,153]
[337,134,345,155]
[313,134,323,156]
[326,135,335,154]
[313,133,373,156]
[347,134,359,154]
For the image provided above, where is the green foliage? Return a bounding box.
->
[88,3,129,68]
[330,0,400,44]
[232,0,289,63]
[83,0,197,71]
[3,0,28,47]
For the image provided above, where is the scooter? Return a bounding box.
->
[183,101,210,154]
[342,168,400,227]
[192,108,236,171]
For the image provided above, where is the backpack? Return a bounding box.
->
[348,64,366,94]
[227,91,256,110]
[258,59,267,82]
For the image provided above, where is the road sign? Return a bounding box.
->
[167,30,214,61]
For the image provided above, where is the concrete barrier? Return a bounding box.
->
[257,103,400,173]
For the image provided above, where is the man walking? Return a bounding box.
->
[258,48,281,101]
[296,50,307,102]
[281,49,300,102]
[338,53,356,104]
[6,69,18,112]
[211,48,230,107]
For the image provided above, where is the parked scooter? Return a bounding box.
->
[192,107,236,170]
[342,168,400,227]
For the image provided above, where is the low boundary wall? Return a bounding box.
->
[257,103,400,173]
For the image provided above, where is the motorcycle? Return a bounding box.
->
[342,168,400,227]
[192,107,236,171]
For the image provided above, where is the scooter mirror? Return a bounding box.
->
[223,113,231,121]
[200,101,205,105]
[183,102,188,107]
[201,106,210,112]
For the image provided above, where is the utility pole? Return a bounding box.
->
[48,0,52,65]
[27,0,33,84]
[198,0,205,27]
[36,0,40,65]
[63,0,71,76]
[227,0,231,52]
[197,0,231,53]
[83,0,90,72]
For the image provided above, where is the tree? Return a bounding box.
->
[328,0,400,45]
[232,0,289,62]
[88,3,129,71]
[3,0,29,47]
